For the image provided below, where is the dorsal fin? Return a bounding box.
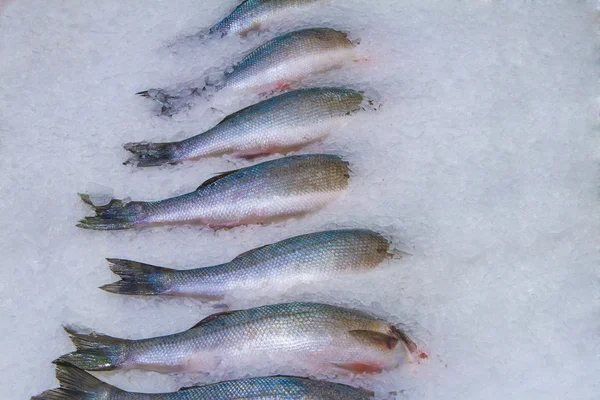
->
[217,102,257,125]
[232,243,271,260]
[178,385,203,392]
[196,169,240,190]
[348,330,399,350]
[188,310,237,330]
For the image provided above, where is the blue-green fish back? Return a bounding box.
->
[32,363,372,399]
[210,0,324,37]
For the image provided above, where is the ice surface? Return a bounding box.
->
[0,0,599,399]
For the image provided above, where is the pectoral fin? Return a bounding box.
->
[349,330,399,350]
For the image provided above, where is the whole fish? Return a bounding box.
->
[208,0,325,38]
[139,28,359,115]
[101,229,393,300]
[126,88,373,167]
[77,154,349,230]
[54,302,421,375]
[33,364,373,399]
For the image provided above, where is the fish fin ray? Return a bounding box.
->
[100,259,173,296]
[32,363,118,399]
[77,194,144,231]
[231,244,270,260]
[348,330,399,350]
[52,326,129,371]
[123,142,178,167]
[188,310,238,330]
[196,169,240,190]
[217,102,257,125]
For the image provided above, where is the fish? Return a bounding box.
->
[139,28,359,115]
[208,0,326,38]
[101,229,394,300]
[125,87,374,167]
[54,302,422,375]
[33,364,373,400]
[77,154,349,230]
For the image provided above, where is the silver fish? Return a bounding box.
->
[33,364,373,399]
[126,88,371,167]
[77,154,349,230]
[208,0,325,38]
[101,229,393,300]
[139,28,358,115]
[54,302,422,375]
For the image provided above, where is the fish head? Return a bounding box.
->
[347,321,422,363]
[330,321,418,374]
[300,28,358,55]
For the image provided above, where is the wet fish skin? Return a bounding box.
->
[223,28,356,93]
[101,229,393,299]
[32,363,373,400]
[209,0,324,37]
[140,28,358,115]
[125,88,367,166]
[54,302,420,376]
[77,154,349,230]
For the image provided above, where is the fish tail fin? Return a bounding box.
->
[53,326,130,371]
[136,86,207,116]
[31,363,119,400]
[77,194,145,230]
[100,258,174,296]
[135,90,151,98]
[123,141,179,167]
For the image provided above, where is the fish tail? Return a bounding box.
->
[123,141,179,167]
[77,194,144,230]
[136,86,207,116]
[31,363,119,400]
[53,327,131,371]
[101,258,174,296]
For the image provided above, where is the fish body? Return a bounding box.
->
[126,88,367,167]
[222,28,356,93]
[101,229,392,300]
[77,154,349,230]
[209,0,324,37]
[55,302,419,376]
[33,364,373,400]
[141,28,358,115]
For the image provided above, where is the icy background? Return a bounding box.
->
[0,0,598,399]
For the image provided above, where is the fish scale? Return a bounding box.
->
[144,155,348,225]
[139,28,358,115]
[101,229,392,301]
[224,28,357,93]
[77,154,349,230]
[55,303,418,375]
[157,87,366,164]
[32,363,373,399]
[210,0,324,37]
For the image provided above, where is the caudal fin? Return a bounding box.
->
[53,326,130,371]
[123,141,179,167]
[136,87,206,116]
[77,194,144,231]
[100,258,174,295]
[31,363,118,400]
